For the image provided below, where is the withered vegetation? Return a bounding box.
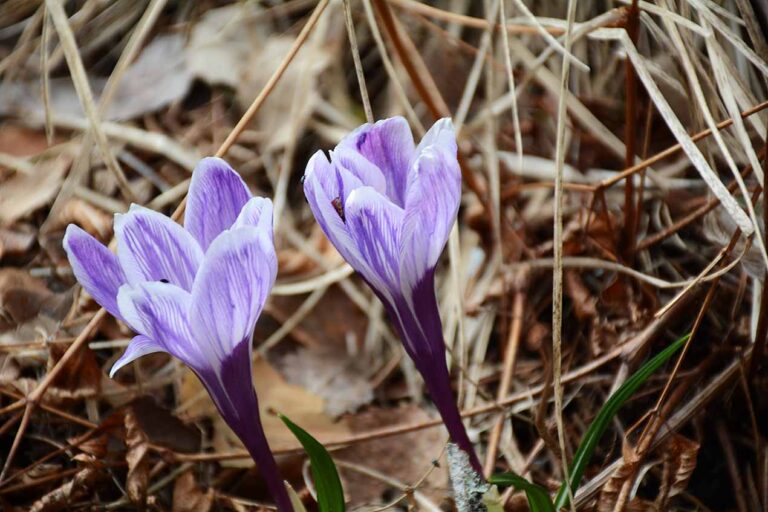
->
[1,0,767,510]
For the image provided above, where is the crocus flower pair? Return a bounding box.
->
[64,116,480,512]
[63,158,292,512]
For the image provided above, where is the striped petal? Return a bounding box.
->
[109,335,166,377]
[185,157,252,250]
[63,224,126,320]
[117,282,204,371]
[190,226,276,361]
[337,117,415,206]
[345,186,404,299]
[115,205,204,291]
[399,146,461,296]
[303,151,364,266]
[233,196,274,239]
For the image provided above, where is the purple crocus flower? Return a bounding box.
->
[302,117,481,473]
[63,158,292,512]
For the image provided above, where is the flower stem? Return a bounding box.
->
[422,358,483,475]
[240,420,293,512]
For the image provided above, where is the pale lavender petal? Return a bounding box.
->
[109,335,166,377]
[399,146,461,295]
[345,186,404,297]
[412,118,457,162]
[63,224,126,320]
[115,205,204,291]
[185,157,252,250]
[337,117,414,206]
[190,226,276,360]
[303,152,365,267]
[117,282,205,371]
[331,147,387,196]
[232,196,273,239]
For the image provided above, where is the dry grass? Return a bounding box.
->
[0,0,767,510]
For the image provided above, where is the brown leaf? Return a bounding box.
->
[0,268,52,331]
[277,347,374,417]
[0,226,36,262]
[0,155,70,225]
[564,269,597,320]
[129,396,201,454]
[335,404,449,507]
[49,341,102,397]
[656,434,700,508]
[124,406,150,506]
[172,471,213,512]
[29,466,102,512]
[54,198,113,239]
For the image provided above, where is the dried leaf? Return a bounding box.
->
[49,341,102,397]
[129,396,201,454]
[186,4,269,88]
[172,471,213,512]
[0,226,36,261]
[277,348,374,417]
[0,155,70,225]
[0,35,192,123]
[29,466,102,512]
[0,268,53,332]
[124,406,150,506]
[656,434,700,508]
[336,404,449,507]
[238,36,329,150]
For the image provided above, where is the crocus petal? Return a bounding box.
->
[190,226,277,362]
[115,205,204,291]
[63,224,126,320]
[185,157,252,250]
[109,334,166,377]
[345,186,404,298]
[117,282,204,370]
[412,117,458,161]
[331,147,387,197]
[303,152,364,266]
[338,117,414,206]
[399,146,461,296]
[233,196,273,239]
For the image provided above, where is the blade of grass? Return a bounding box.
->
[279,414,345,512]
[489,472,556,512]
[552,333,690,510]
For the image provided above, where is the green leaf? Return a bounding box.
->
[490,472,556,512]
[279,414,345,512]
[553,333,690,510]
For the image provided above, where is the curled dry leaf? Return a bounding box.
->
[172,471,213,512]
[185,4,270,88]
[0,155,70,225]
[0,226,36,262]
[277,347,374,417]
[335,404,449,507]
[0,268,53,332]
[124,406,150,506]
[48,341,102,398]
[0,35,192,124]
[704,205,764,278]
[28,466,103,512]
[54,198,113,239]
[656,434,700,508]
